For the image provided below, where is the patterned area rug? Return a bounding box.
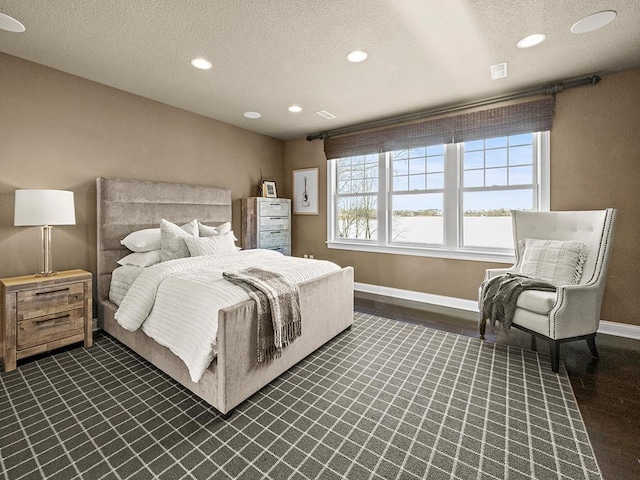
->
[0,312,601,479]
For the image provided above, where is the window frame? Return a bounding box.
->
[327,131,550,263]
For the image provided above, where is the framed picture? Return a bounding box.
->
[262,180,277,198]
[293,167,319,215]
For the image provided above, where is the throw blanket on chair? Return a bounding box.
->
[479,273,556,334]
[223,267,301,363]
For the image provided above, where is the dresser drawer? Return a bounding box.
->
[259,201,290,217]
[17,282,84,321]
[259,230,290,248]
[17,307,85,350]
[266,245,291,255]
[259,216,290,230]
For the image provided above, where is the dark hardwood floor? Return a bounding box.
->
[355,296,640,480]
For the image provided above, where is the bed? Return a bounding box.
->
[96,177,354,417]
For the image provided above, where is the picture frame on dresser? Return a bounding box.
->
[293,167,319,215]
[261,180,277,198]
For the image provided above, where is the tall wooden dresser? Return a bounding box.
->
[242,197,291,255]
[1,269,92,372]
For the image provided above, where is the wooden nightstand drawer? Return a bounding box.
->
[17,282,84,321]
[17,308,85,350]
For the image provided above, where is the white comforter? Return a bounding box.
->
[115,250,340,382]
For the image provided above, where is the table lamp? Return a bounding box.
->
[14,189,76,276]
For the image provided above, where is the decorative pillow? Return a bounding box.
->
[198,221,231,237]
[117,250,162,268]
[184,231,237,257]
[519,238,587,286]
[120,228,161,252]
[160,219,199,261]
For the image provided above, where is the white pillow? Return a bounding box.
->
[117,250,162,268]
[120,228,161,252]
[198,221,231,237]
[519,238,587,286]
[184,231,237,257]
[160,219,199,261]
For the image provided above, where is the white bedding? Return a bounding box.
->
[109,265,144,306]
[114,249,340,382]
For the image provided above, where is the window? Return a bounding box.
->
[328,131,549,262]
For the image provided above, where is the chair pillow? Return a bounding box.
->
[160,219,199,261]
[519,238,587,286]
[184,232,237,257]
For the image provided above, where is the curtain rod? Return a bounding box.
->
[306,75,601,141]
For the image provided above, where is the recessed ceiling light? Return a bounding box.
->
[0,12,25,32]
[244,111,261,119]
[490,62,508,80]
[346,50,368,63]
[571,10,617,34]
[190,58,212,70]
[517,33,547,48]
[288,105,302,113]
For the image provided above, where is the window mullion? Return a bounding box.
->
[327,159,336,242]
[443,143,459,250]
[378,152,388,245]
[537,131,550,211]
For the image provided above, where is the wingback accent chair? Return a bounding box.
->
[480,208,616,372]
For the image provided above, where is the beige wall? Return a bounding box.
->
[0,53,283,279]
[2,51,638,326]
[284,67,640,326]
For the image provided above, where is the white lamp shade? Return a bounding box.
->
[14,190,76,226]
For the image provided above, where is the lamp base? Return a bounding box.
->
[40,225,56,276]
[36,271,58,277]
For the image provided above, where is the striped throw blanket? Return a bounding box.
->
[223,267,302,363]
[479,273,556,334]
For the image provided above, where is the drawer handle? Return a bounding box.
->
[35,313,70,324]
[36,287,70,296]
[270,231,281,234]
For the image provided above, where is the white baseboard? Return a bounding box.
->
[597,320,640,340]
[354,282,479,322]
[354,282,640,340]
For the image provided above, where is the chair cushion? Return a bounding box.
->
[519,238,587,286]
[515,290,557,315]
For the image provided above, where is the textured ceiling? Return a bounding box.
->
[1,0,639,140]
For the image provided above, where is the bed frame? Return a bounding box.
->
[96,177,354,416]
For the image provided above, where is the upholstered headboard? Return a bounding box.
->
[96,177,232,304]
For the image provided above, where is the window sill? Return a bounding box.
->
[326,241,515,264]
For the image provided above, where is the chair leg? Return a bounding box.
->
[530,334,537,352]
[549,340,560,373]
[586,336,599,358]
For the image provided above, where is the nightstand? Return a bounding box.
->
[1,269,92,372]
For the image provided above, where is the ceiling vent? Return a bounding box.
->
[490,62,508,80]
[316,110,336,119]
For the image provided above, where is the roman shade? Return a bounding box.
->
[324,97,555,159]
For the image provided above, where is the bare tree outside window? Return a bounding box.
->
[336,155,378,240]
